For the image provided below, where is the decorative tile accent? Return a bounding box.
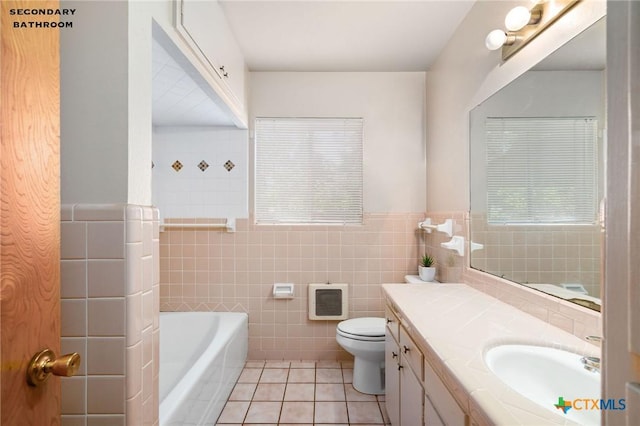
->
[224,160,235,172]
[197,160,209,172]
[171,160,183,172]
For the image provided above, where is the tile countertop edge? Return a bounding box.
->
[381,283,600,426]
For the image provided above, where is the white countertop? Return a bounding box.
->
[382,283,600,426]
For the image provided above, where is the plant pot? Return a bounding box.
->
[418,266,436,282]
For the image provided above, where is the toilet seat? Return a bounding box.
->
[336,317,385,342]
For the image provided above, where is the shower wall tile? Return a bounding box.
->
[60,204,159,426]
[159,212,427,360]
[152,126,249,221]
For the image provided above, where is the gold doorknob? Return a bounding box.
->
[26,349,81,387]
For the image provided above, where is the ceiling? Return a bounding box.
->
[220,0,475,72]
[152,38,236,127]
[153,0,475,126]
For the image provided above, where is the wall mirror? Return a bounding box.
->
[469,16,606,311]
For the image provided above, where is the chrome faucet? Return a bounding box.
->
[581,356,601,373]
[582,335,602,373]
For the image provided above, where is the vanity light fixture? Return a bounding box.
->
[485,0,580,60]
[505,5,541,32]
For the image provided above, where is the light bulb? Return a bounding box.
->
[485,29,507,50]
[505,6,532,31]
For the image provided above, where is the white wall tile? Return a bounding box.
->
[61,260,87,299]
[61,222,87,259]
[61,377,86,414]
[152,126,249,220]
[87,222,125,259]
[61,300,87,337]
[87,377,125,414]
[86,337,126,375]
[87,298,125,337]
[88,260,125,297]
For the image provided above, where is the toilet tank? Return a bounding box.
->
[308,283,349,320]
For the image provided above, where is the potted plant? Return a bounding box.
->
[419,254,436,282]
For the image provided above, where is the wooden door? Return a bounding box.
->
[1,0,61,424]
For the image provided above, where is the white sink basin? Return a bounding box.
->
[484,345,601,425]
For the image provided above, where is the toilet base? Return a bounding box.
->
[352,358,385,395]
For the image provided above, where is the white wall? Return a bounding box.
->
[61,1,130,204]
[61,0,238,206]
[425,0,606,211]
[249,72,426,213]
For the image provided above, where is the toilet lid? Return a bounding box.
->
[337,317,386,340]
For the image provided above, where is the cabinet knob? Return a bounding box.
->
[386,318,392,324]
[392,351,398,359]
[403,345,410,354]
[397,364,404,371]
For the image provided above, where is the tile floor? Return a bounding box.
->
[217,360,390,425]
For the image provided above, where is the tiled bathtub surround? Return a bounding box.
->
[159,212,426,360]
[152,126,249,220]
[60,204,160,426]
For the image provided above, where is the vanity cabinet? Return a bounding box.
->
[174,0,246,116]
[385,307,424,426]
[385,304,467,426]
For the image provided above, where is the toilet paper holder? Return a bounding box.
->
[273,283,295,299]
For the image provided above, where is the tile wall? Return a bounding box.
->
[159,213,426,360]
[60,204,160,426]
[152,127,249,221]
[423,211,601,340]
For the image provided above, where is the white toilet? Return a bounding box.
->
[336,317,386,394]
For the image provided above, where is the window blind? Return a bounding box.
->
[255,117,363,224]
[485,117,598,225]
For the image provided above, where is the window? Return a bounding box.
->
[485,117,598,224]
[255,117,363,224]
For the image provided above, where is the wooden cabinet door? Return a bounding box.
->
[1,0,61,424]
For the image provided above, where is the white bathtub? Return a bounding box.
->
[159,312,248,425]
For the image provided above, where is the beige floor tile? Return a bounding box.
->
[279,401,314,423]
[290,360,316,369]
[347,401,384,424]
[342,368,354,383]
[228,383,257,401]
[244,401,282,423]
[217,401,249,423]
[314,401,348,423]
[345,384,377,402]
[245,360,266,368]
[316,383,346,401]
[316,368,344,383]
[284,383,315,401]
[265,360,291,369]
[316,360,341,368]
[259,368,289,383]
[341,360,354,369]
[253,383,286,401]
[238,368,263,383]
[288,368,315,383]
[379,400,391,424]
